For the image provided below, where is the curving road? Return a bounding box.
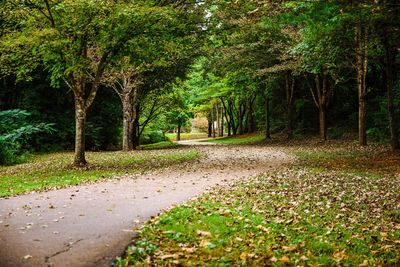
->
[0,142,292,267]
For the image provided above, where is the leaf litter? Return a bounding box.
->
[115,139,400,266]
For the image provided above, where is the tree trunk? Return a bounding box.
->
[238,103,244,135]
[74,99,87,166]
[355,22,368,146]
[307,72,332,141]
[211,105,216,138]
[285,73,295,140]
[208,120,212,137]
[247,98,254,134]
[383,29,400,151]
[220,105,224,137]
[132,104,140,149]
[264,94,271,139]
[221,98,232,136]
[227,98,237,135]
[287,106,294,139]
[216,101,220,137]
[122,95,133,151]
[70,42,109,165]
[319,107,327,141]
[177,124,181,141]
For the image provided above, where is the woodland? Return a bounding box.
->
[0,1,400,266]
[1,0,399,165]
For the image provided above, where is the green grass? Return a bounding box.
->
[116,144,400,266]
[206,133,265,145]
[166,132,208,141]
[138,141,181,150]
[0,149,200,197]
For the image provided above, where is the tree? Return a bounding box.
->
[1,0,201,164]
[377,1,400,151]
[166,89,191,141]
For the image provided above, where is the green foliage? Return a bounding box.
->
[165,132,208,141]
[0,109,53,165]
[207,134,265,145]
[138,141,180,151]
[140,130,168,145]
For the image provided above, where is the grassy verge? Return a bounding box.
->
[166,132,208,141]
[138,141,181,150]
[0,148,200,197]
[206,133,265,145]
[116,141,400,266]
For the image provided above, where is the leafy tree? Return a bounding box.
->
[166,89,192,141]
[1,0,207,164]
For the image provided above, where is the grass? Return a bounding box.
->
[206,133,265,145]
[138,141,181,150]
[166,132,208,141]
[0,148,200,198]
[116,140,400,266]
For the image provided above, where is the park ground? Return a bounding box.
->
[0,133,399,266]
[115,134,400,266]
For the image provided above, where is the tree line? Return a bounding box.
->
[1,0,399,166]
[0,0,207,165]
[188,0,399,151]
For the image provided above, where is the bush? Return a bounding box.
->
[139,130,167,145]
[367,127,387,142]
[327,127,345,139]
[0,109,53,165]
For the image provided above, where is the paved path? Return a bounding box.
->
[0,143,292,267]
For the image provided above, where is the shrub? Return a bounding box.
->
[327,127,345,139]
[366,127,387,142]
[139,130,167,145]
[0,109,53,165]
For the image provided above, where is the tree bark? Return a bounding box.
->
[238,101,245,135]
[220,105,224,137]
[355,22,368,146]
[132,104,140,149]
[177,124,181,141]
[264,93,271,139]
[122,95,133,151]
[70,44,109,165]
[285,73,295,139]
[227,98,237,135]
[319,108,327,141]
[307,72,331,141]
[247,96,255,134]
[383,28,400,151]
[216,100,220,137]
[220,98,231,136]
[211,104,216,138]
[208,120,212,137]
[74,98,87,166]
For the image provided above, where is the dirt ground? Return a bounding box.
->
[0,142,293,267]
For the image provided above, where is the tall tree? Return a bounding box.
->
[0,0,201,164]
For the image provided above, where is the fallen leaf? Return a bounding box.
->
[282,245,297,252]
[23,255,32,260]
[256,225,270,233]
[240,251,248,261]
[158,254,179,260]
[181,247,196,253]
[280,256,290,262]
[199,239,214,248]
[333,250,347,262]
[196,230,211,237]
